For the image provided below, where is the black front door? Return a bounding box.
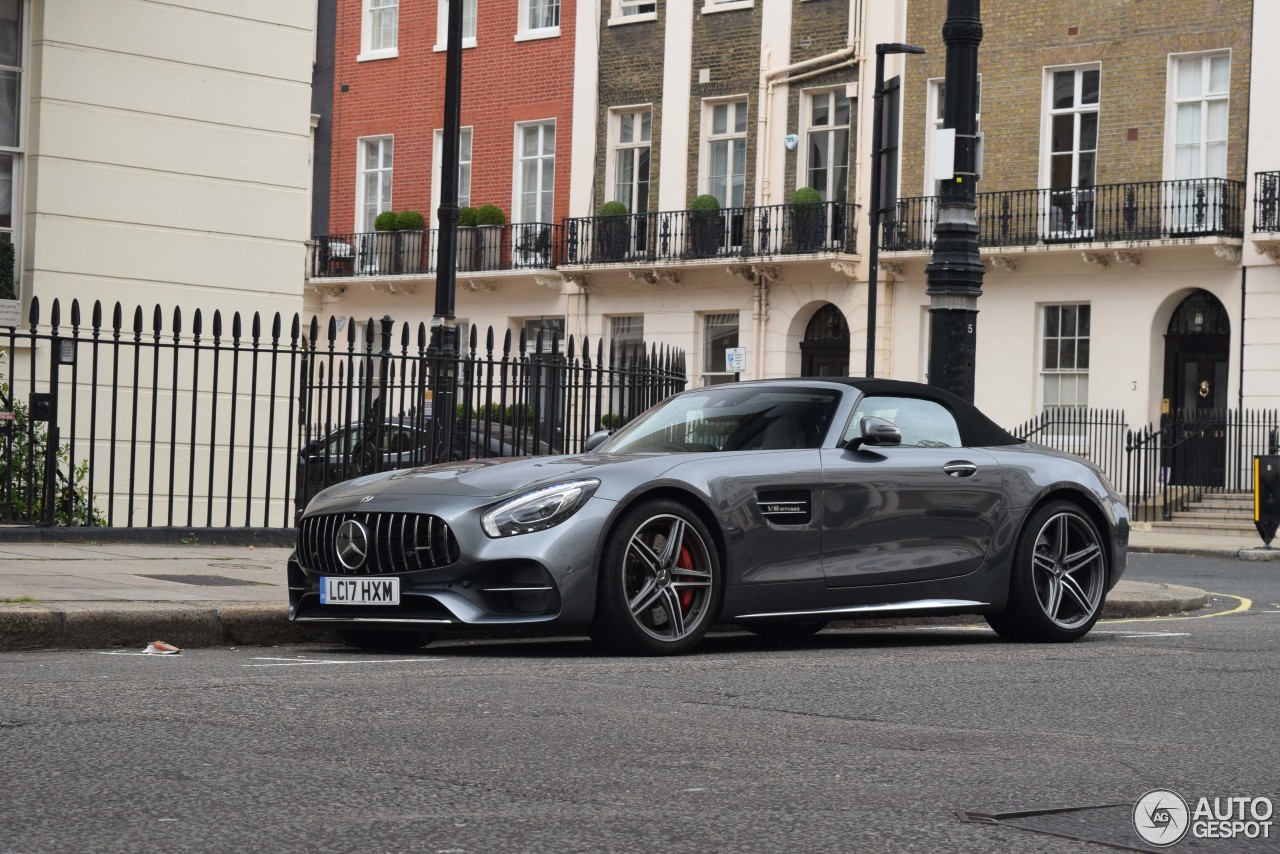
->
[800,304,850,377]
[1162,291,1230,487]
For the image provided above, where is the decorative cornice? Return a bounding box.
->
[751,264,780,281]
[459,278,495,293]
[534,275,564,290]
[877,260,905,277]
[628,268,681,285]
[985,255,1017,273]
[1113,250,1143,267]
[370,280,417,296]
[561,272,593,288]
[310,283,348,299]
[1253,239,1280,264]
[1212,245,1241,263]
[725,264,754,282]
[830,260,859,279]
[1081,251,1110,268]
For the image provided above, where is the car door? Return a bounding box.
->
[820,394,1004,587]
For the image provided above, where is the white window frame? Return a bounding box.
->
[1038,303,1092,433]
[430,127,473,229]
[517,0,561,41]
[358,0,399,62]
[513,119,556,224]
[1038,64,1100,241]
[608,315,645,357]
[435,0,478,52]
[798,88,852,202]
[605,106,652,215]
[701,0,754,15]
[699,312,742,386]
[1037,63,1101,191]
[609,0,657,27]
[355,135,394,233]
[1164,50,1230,182]
[699,97,749,208]
[924,76,981,195]
[0,0,26,293]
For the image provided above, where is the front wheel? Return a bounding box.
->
[986,501,1108,642]
[590,500,720,655]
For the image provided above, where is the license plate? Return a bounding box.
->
[320,576,400,605]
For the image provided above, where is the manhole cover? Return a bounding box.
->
[141,574,272,588]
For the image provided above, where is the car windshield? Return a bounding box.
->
[599,387,841,453]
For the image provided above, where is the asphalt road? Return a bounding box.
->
[1,553,1277,854]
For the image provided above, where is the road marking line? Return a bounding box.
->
[243,657,442,667]
[1099,592,1252,626]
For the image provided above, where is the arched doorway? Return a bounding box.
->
[800,304,850,377]
[1162,290,1230,487]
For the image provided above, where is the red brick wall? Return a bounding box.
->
[328,0,576,233]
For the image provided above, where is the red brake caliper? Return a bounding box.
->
[677,545,695,611]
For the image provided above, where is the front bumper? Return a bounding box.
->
[288,496,614,629]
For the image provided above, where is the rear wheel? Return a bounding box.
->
[986,501,1108,642]
[740,620,829,638]
[338,628,439,653]
[590,500,720,655]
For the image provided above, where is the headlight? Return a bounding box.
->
[481,479,600,538]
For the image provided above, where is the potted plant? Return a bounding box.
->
[788,186,825,252]
[367,210,400,273]
[456,206,478,271]
[596,200,630,262]
[688,194,724,258]
[474,204,506,270]
[394,210,426,274]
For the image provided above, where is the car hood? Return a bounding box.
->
[314,453,674,504]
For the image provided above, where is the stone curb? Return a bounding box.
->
[1129,544,1280,561]
[0,584,1213,652]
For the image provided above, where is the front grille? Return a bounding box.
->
[297,512,461,576]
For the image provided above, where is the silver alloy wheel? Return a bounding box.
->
[1031,511,1105,630]
[622,513,714,642]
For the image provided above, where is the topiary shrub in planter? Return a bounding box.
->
[393,211,427,273]
[457,206,479,271]
[369,211,400,272]
[474,205,506,270]
[596,200,630,262]
[688,194,724,258]
[374,210,399,231]
[788,186,826,252]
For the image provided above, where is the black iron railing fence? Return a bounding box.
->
[1,298,685,528]
[309,223,562,279]
[1255,171,1280,232]
[1005,407,1279,525]
[883,178,1244,251]
[562,202,858,266]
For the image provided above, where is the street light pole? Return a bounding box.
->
[866,43,924,378]
[924,0,983,402]
[429,0,465,462]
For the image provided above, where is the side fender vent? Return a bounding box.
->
[755,489,811,525]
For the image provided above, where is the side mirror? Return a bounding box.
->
[584,429,612,452]
[844,416,902,451]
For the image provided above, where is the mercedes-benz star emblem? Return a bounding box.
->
[335,519,370,570]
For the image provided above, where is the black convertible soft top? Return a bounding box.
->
[754,377,1024,448]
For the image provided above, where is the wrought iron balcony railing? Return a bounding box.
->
[1255,171,1280,232]
[882,178,1244,252]
[310,223,563,279]
[562,201,858,266]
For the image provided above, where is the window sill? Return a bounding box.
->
[515,27,560,42]
[701,0,753,13]
[433,38,478,52]
[356,49,399,62]
[607,12,658,26]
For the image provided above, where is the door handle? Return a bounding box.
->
[943,461,978,478]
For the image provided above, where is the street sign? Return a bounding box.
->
[1255,455,1279,547]
[725,347,746,374]
[0,298,19,328]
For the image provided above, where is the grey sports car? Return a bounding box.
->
[288,378,1129,655]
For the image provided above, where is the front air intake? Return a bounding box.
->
[297,512,460,575]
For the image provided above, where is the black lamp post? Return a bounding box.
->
[924,0,983,402]
[865,42,924,378]
[429,0,466,462]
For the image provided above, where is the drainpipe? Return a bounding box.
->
[752,272,771,378]
[759,39,860,205]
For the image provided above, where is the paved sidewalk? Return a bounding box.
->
[0,528,1268,651]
